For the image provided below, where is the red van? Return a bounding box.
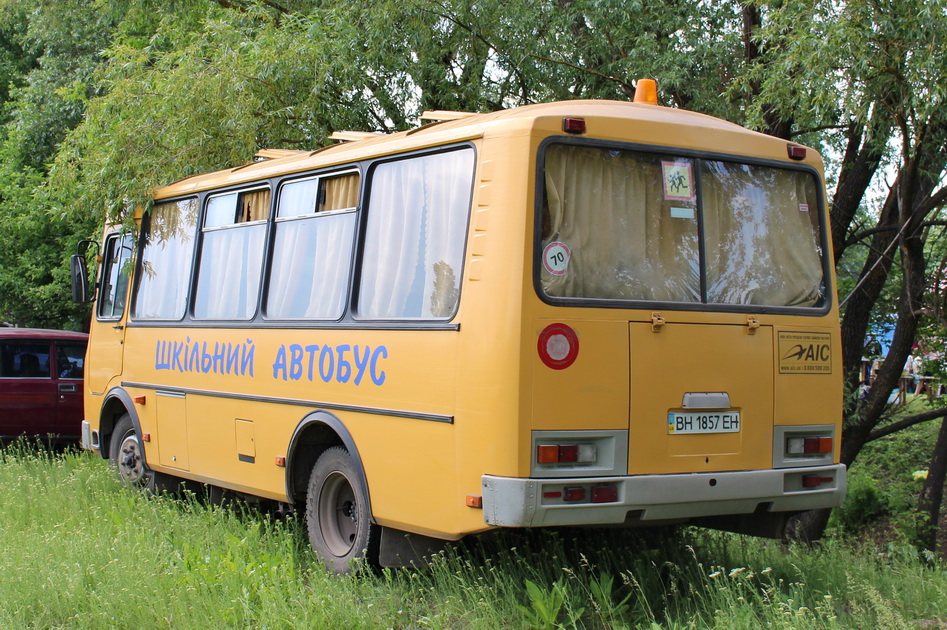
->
[0,328,88,441]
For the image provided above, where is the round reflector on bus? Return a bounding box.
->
[538,323,579,370]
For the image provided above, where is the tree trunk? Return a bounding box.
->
[916,416,947,552]
[785,507,832,544]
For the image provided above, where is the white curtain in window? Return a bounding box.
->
[358,149,473,319]
[134,199,198,319]
[702,162,823,306]
[267,213,356,319]
[193,223,266,319]
[541,145,700,302]
[541,145,824,308]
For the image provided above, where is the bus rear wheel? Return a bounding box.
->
[306,446,379,573]
[109,414,152,489]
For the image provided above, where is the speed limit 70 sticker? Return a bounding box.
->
[542,241,571,276]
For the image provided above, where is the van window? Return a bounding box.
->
[0,343,50,378]
[98,233,134,320]
[56,343,85,379]
[266,172,359,319]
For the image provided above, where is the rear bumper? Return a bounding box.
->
[481,464,846,527]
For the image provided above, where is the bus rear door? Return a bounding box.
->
[629,315,773,475]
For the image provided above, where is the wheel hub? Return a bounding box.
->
[119,437,143,481]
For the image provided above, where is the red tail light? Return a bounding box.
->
[562,118,586,134]
[536,443,597,464]
[563,487,586,502]
[802,475,833,488]
[787,436,833,455]
[591,485,618,503]
[787,145,807,160]
[558,444,578,462]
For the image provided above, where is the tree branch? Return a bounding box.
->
[868,407,947,442]
[789,123,852,137]
[843,223,899,249]
[914,184,947,218]
[209,0,290,18]
[526,53,634,95]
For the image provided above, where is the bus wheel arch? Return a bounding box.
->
[286,411,371,509]
[99,388,140,460]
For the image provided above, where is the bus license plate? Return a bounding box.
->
[667,411,741,434]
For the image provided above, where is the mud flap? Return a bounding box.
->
[378,526,449,568]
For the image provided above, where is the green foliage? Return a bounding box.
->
[831,407,942,539]
[0,130,94,329]
[832,474,889,532]
[0,0,205,327]
[518,578,571,629]
[587,571,632,628]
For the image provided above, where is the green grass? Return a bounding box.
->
[0,443,945,629]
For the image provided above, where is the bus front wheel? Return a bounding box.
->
[109,414,152,489]
[306,446,379,573]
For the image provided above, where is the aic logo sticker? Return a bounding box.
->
[778,332,832,374]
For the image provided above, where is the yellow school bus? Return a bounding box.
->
[74,81,845,572]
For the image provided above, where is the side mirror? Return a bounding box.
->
[70,254,92,303]
[71,239,98,304]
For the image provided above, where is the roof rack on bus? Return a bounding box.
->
[328,130,385,143]
[254,148,308,160]
[419,110,477,122]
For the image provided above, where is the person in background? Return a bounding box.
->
[899,349,916,404]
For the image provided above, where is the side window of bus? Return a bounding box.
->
[358,148,474,319]
[98,233,134,320]
[133,198,199,320]
[193,187,271,320]
[266,172,359,319]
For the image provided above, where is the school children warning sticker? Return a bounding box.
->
[661,161,696,202]
[778,331,832,374]
[543,241,571,275]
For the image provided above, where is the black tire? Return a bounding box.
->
[108,413,153,489]
[306,446,379,573]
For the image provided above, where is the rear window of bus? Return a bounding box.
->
[538,142,826,309]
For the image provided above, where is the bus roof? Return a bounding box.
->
[154,99,810,199]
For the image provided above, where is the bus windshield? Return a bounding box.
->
[539,143,826,308]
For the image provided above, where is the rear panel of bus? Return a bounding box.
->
[471,105,844,534]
